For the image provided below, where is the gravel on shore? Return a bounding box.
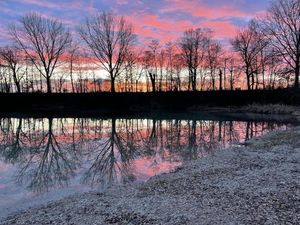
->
[1,127,299,225]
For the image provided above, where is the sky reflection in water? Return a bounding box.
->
[0,117,292,217]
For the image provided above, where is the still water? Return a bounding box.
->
[0,116,294,217]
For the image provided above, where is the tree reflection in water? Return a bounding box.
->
[83,118,137,187]
[0,117,290,193]
[0,118,80,192]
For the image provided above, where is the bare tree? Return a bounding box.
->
[226,54,239,91]
[55,72,67,93]
[220,54,231,90]
[67,43,79,93]
[231,20,268,90]
[173,53,184,91]
[123,48,142,92]
[142,40,160,92]
[265,47,286,89]
[165,42,175,91]
[157,49,166,91]
[9,13,72,93]
[259,0,300,89]
[79,12,135,93]
[0,47,23,93]
[180,28,210,91]
[0,64,12,93]
[206,41,222,90]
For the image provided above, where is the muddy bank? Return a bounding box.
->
[1,127,299,225]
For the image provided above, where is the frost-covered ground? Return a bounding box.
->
[1,127,299,225]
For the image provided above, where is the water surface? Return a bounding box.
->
[0,116,293,218]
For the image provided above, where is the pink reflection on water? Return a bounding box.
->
[0,117,292,220]
[0,117,291,192]
[133,157,182,181]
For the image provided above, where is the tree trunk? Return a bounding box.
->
[294,59,299,89]
[246,67,251,90]
[262,68,265,89]
[70,59,75,93]
[13,71,21,93]
[247,77,251,90]
[150,77,156,92]
[192,70,197,91]
[46,77,52,93]
[219,69,222,91]
[111,77,116,93]
[223,65,226,90]
[230,70,234,91]
[211,69,215,90]
[192,76,196,91]
[255,73,259,90]
[188,70,192,91]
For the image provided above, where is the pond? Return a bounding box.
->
[0,116,295,218]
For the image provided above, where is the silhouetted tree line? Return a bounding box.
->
[0,117,288,192]
[0,0,299,93]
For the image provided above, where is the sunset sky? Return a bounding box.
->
[0,0,269,45]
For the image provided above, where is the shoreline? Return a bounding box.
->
[1,126,299,224]
[0,106,299,125]
[0,90,300,114]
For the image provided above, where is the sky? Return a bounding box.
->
[0,0,270,46]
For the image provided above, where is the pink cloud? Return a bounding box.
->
[14,0,85,11]
[202,20,238,39]
[118,0,257,44]
[1,0,264,45]
[125,13,195,43]
[162,0,251,19]
[124,11,238,44]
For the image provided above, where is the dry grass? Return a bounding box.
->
[241,104,296,115]
[245,129,300,149]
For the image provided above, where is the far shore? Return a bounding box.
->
[0,104,299,127]
[1,122,299,224]
[0,89,300,114]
